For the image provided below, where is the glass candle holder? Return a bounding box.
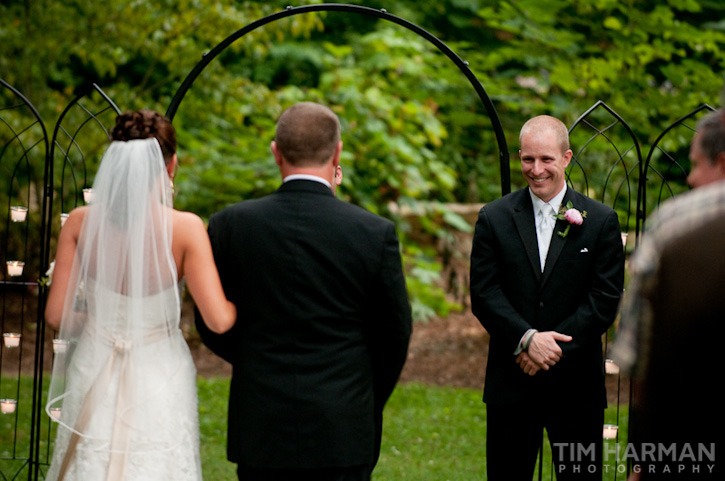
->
[49,407,62,421]
[7,261,24,277]
[10,206,28,222]
[603,424,618,439]
[1,399,17,414]
[605,359,620,375]
[83,188,94,203]
[3,333,21,348]
[52,339,69,354]
[60,213,69,227]
[621,232,629,247]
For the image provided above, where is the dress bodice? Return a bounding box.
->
[84,279,182,335]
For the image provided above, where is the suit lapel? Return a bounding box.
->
[512,192,542,283]
[540,189,576,287]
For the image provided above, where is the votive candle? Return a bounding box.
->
[83,188,93,203]
[52,339,69,354]
[10,206,28,222]
[1,399,17,414]
[7,261,24,277]
[605,359,620,375]
[603,424,618,439]
[3,333,21,348]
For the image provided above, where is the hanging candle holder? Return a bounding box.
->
[49,407,62,421]
[603,424,618,439]
[1,399,18,414]
[3,333,21,348]
[52,339,69,354]
[6,260,24,277]
[10,206,28,222]
[605,359,620,375]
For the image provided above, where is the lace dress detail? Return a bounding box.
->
[45,283,202,481]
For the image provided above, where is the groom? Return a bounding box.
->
[195,102,412,481]
[470,115,624,480]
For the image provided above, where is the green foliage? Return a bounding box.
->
[404,247,460,322]
[2,0,723,320]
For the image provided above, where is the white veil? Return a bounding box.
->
[46,138,186,479]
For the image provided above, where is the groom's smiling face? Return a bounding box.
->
[519,130,572,203]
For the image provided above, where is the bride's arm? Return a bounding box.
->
[176,212,236,334]
[45,208,85,330]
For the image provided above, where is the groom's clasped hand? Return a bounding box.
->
[516,330,572,375]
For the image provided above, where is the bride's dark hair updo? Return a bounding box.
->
[111,109,176,164]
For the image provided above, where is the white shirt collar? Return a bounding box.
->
[283,174,332,189]
[530,184,567,215]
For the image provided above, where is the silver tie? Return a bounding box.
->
[538,204,556,271]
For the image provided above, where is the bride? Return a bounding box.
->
[44,109,236,481]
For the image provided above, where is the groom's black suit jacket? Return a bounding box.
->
[470,187,624,409]
[195,179,411,470]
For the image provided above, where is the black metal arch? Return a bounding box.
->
[1,79,123,480]
[165,3,511,196]
[0,78,50,481]
[48,83,121,213]
[568,100,644,236]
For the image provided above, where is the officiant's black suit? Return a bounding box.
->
[195,179,411,477]
[470,187,624,479]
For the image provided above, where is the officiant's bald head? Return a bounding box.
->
[274,102,341,167]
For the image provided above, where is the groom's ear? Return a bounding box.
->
[271,141,283,167]
[333,141,342,166]
[563,149,573,167]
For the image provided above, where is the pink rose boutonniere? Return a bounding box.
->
[554,201,587,238]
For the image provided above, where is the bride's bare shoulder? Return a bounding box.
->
[61,206,89,234]
[171,209,206,235]
[66,205,89,218]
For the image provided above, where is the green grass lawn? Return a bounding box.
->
[197,379,629,481]
[2,377,629,480]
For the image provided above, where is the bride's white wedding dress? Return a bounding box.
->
[45,282,202,481]
[46,138,203,481]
